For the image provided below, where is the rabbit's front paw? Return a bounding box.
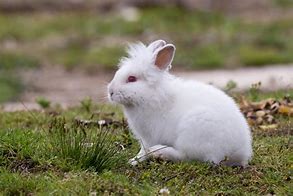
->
[128,148,148,166]
[128,158,139,166]
[128,154,147,166]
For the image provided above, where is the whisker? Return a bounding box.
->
[101,81,109,85]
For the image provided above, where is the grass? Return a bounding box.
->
[0,52,40,70]
[48,117,123,172]
[0,51,39,103]
[273,0,293,8]
[36,97,51,109]
[0,91,292,195]
[239,46,292,66]
[0,73,23,103]
[0,6,292,72]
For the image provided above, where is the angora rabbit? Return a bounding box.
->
[108,40,252,166]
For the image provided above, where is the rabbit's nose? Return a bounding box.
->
[109,89,114,97]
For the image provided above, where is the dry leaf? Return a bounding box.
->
[278,105,293,116]
[259,124,278,131]
[256,110,266,117]
[265,114,275,124]
[270,102,280,113]
[256,117,263,124]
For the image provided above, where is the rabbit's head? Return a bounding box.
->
[108,40,175,107]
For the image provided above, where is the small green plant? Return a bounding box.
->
[80,97,93,113]
[36,97,51,109]
[248,82,262,101]
[48,117,122,172]
[224,80,237,93]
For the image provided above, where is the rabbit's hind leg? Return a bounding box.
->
[148,145,185,161]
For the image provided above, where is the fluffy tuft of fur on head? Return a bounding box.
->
[118,41,174,71]
[118,42,155,69]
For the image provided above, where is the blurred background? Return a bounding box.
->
[0,0,292,109]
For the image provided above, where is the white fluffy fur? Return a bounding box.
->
[108,40,253,166]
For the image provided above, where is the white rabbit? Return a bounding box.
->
[108,40,252,167]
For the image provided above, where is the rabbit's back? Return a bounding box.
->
[168,79,252,165]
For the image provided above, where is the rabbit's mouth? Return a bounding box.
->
[108,91,134,106]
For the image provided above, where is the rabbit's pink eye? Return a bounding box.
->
[127,76,137,83]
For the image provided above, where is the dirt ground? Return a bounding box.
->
[2,64,293,111]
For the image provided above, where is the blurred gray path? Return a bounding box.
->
[2,64,293,111]
[177,65,293,90]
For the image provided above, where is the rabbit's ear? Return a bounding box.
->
[154,44,175,70]
[148,40,166,52]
